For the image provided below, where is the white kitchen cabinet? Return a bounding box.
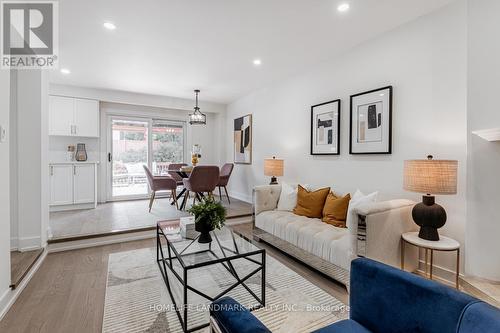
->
[49,162,98,211]
[49,95,100,137]
[73,164,96,204]
[74,99,99,137]
[49,165,74,205]
[49,96,74,136]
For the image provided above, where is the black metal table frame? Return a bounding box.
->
[156,225,266,333]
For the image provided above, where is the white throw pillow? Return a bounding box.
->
[346,189,378,232]
[277,182,298,211]
[276,182,311,211]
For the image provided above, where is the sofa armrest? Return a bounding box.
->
[210,297,270,333]
[253,185,281,216]
[355,200,418,271]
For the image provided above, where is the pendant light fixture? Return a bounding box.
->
[188,89,206,125]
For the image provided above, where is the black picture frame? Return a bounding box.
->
[349,86,393,155]
[310,99,341,155]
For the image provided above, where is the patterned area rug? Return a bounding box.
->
[102,246,348,332]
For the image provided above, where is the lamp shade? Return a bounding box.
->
[264,157,284,177]
[404,158,458,195]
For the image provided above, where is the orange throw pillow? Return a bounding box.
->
[322,193,351,228]
[293,185,330,218]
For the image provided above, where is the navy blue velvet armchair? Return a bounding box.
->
[210,258,500,333]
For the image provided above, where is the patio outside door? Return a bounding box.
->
[108,117,186,200]
[110,118,149,199]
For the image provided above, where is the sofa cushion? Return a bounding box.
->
[255,210,350,269]
[313,319,372,333]
[322,193,351,227]
[350,258,477,333]
[293,185,330,218]
[210,296,270,333]
[458,302,500,333]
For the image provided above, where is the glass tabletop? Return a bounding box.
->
[158,222,263,269]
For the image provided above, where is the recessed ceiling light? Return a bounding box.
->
[337,3,350,12]
[60,68,71,75]
[379,93,385,96]
[103,22,116,30]
[253,59,262,66]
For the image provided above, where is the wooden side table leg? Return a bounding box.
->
[401,239,405,270]
[425,248,428,277]
[456,248,460,289]
[430,249,433,280]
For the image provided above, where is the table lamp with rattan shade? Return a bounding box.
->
[264,157,284,185]
[404,155,458,241]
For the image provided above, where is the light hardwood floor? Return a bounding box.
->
[49,196,252,240]
[0,223,348,333]
[10,249,44,289]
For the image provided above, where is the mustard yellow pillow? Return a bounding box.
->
[293,185,330,218]
[322,193,351,228]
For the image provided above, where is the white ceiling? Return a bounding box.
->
[51,0,455,104]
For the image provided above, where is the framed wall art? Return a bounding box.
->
[234,114,252,164]
[310,99,341,155]
[350,86,393,154]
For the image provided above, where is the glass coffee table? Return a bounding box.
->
[156,220,266,333]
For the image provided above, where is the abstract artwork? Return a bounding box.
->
[234,114,252,164]
[350,86,392,154]
[311,100,340,155]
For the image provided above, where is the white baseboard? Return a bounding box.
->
[229,190,252,203]
[417,259,463,286]
[0,249,47,321]
[10,237,18,251]
[49,202,95,212]
[18,236,41,252]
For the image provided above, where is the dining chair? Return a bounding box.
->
[168,163,188,186]
[143,165,178,211]
[217,163,234,204]
[182,166,220,208]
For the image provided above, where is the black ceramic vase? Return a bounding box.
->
[195,219,215,243]
[412,195,447,241]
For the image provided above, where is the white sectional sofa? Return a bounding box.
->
[252,184,418,288]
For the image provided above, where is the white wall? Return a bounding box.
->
[9,71,18,250]
[0,67,11,311]
[225,1,467,276]
[466,0,500,281]
[14,71,49,250]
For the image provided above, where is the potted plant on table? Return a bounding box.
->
[187,196,227,243]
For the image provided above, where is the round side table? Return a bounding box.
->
[401,231,460,289]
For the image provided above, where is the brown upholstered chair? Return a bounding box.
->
[143,165,178,211]
[182,166,220,207]
[217,163,234,203]
[168,163,188,186]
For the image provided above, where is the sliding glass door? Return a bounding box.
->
[108,117,186,200]
[152,121,185,175]
[110,118,149,198]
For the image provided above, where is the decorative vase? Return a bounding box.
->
[195,219,214,243]
[75,143,88,162]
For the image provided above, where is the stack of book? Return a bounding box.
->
[180,216,198,239]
